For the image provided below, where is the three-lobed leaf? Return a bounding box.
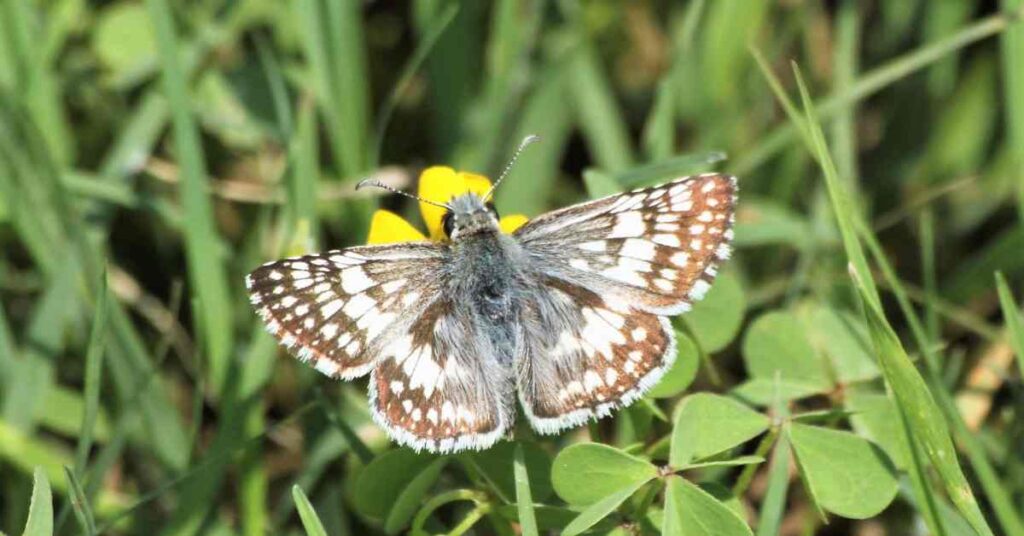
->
[670,393,770,468]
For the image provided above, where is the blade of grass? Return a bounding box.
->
[772,60,998,536]
[293,485,330,536]
[996,273,1024,383]
[753,55,943,535]
[513,444,539,536]
[734,4,1024,176]
[559,10,634,172]
[831,0,860,185]
[74,271,109,476]
[642,0,705,161]
[325,0,370,169]
[1001,0,1024,222]
[63,466,97,535]
[23,467,54,536]
[373,2,459,166]
[858,220,1024,536]
[146,0,234,393]
[494,57,573,216]
[755,429,790,536]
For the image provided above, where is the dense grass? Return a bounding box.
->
[2,1,1024,535]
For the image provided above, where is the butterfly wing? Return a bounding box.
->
[514,174,736,433]
[517,276,675,433]
[247,242,514,453]
[245,243,447,379]
[369,296,515,453]
[515,173,736,315]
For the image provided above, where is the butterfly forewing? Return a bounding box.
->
[246,243,446,379]
[515,173,736,315]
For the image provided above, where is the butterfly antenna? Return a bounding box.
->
[483,134,541,202]
[356,178,452,210]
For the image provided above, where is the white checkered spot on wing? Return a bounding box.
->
[514,174,737,315]
[245,242,446,380]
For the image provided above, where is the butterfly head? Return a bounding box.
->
[442,193,499,240]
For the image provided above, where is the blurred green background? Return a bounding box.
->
[2,0,1024,534]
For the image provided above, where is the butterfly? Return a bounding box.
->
[246,148,736,453]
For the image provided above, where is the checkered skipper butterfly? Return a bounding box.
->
[246,140,736,453]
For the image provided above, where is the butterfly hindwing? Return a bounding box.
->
[516,276,675,434]
[246,243,446,379]
[370,296,515,452]
[515,173,736,314]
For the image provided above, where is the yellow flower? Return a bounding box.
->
[366,166,528,244]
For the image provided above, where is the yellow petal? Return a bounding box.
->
[499,214,529,234]
[417,166,493,239]
[366,209,426,245]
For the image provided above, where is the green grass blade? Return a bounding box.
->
[1001,0,1024,221]
[856,283,995,536]
[564,38,634,172]
[513,444,539,536]
[324,0,370,175]
[373,2,458,166]
[293,485,330,536]
[831,0,860,184]
[63,466,96,535]
[74,271,108,476]
[146,0,234,392]
[23,467,53,536]
[996,272,1024,388]
[734,5,1024,176]
[755,432,790,536]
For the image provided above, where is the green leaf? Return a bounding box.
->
[788,423,898,519]
[92,2,157,85]
[801,304,880,382]
[857,287,994,535]
[292,485,328,536]
[551,443,657,505]
[22,467,53,536]
[513,444,539,536]
[743,311,833,391]
[755,433,791,536]
[731,378,826,406]
[647,332,699,398]
[561,479,651,536]
[469,440,552,502]
[844,387,906,468]
[733,199,815,250]
[683,270,746,353]
[670,393,770,467]
[384,457,447,534]
[352,450,442,521]
[663,476,753,536]
[583,169,623,199]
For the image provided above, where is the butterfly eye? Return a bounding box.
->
[442,211,455,238]
[485,202,499,219]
